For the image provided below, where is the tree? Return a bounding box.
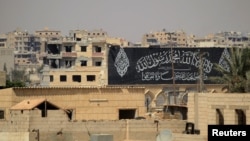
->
[210,47,250,93]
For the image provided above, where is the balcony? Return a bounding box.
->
[62,52,77,58]
[47,38,62,44]
[46,53,62,59]
[92,52,104,57]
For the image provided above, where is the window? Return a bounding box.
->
[50,75,54,82]
[72,75,81,82]
[65,60,72,68]
[87,75,95,81]
[95,61,102,66]
[0,110,4,119]
[95,46,101,52]
[65,46,72,52]
[81,60,87,66]
[81,46,87,52]
[60,75,67,82]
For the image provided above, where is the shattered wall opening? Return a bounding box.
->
[47,44,61,54]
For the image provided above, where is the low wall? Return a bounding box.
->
[0,132,29,141]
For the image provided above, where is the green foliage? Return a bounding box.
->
[0,80,26,89]
[211,47,250,93]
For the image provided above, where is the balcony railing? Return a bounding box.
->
[46,53,62,59]
[92,52,104,57]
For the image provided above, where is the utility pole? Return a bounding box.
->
[169,32,177,104]
[197,51,207,92]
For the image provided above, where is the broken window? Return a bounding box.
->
[65,60,72,68]
[50,59,59,68]
[60,75,67,82]
[72,75,81,82]
[47,44,60,54]
[0,110,4,119]
[94,46,101,52]
[87,75,95,81]
[65,46,72,52]
[80,60,87,66]
[65,109,73,121]
[81,46,87,52]
[95,61,102,66]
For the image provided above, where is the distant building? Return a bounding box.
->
[0,71,6,86]
[6,28,41,72]
[194,31,250,48]
[142,29,187,47]
[40,29,127,87]
[0,34,7,48]
[0,48,14,78]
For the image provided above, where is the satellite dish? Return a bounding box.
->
[156,130,173,141]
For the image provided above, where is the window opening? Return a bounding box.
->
[119,109,136,119]
[72,75,81,82]
[60,75,67,82]
[216,109,224,125]
[235,109,246,125]
[87,75,95,81]
[81,60,87,66]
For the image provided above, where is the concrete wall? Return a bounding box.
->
[0,48,14,75]
[2,108,190,141]
[0,87,146,121]
[0,132,29,141]
[187,92,250,136]
[0,88,15,120]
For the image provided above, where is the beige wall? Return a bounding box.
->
[187,92,250,136]
[0,87,146,121]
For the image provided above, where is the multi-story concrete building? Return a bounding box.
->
[6,28,41,72]
[0,34,7,48]
[40,29,127,87]
[142,29,187,47]
[194,31,250,48]
[0,34,13,78]
[0,48,15,79]
[35,27,62,54]
[215,31,249,47]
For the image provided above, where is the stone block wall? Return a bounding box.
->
[187,93,250,136]
[5,87,146,121]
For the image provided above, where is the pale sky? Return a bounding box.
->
[0,0,250,42]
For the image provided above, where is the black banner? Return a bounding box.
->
[208,125,250,140]
[108,46,230,85]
